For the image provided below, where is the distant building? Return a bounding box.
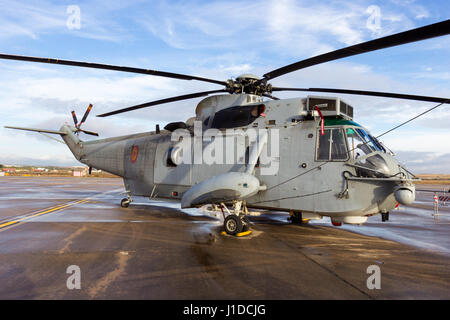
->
[72,166,88,177]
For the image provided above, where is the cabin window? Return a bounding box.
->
[316,128,348,161]
[211,104,265,129]
[166,147,177,167]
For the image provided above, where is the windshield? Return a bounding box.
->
[345,127,374,159]
[368,134,386,153]
[356,128,384,152]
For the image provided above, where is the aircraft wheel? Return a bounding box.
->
[121,198,130,208]
[224,215,243,235]
[289,212,302,224]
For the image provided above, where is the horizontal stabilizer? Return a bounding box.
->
[4,126,67,135]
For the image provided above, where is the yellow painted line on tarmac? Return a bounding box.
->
[0,199,89,230]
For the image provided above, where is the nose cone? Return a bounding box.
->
[394,185,415,205]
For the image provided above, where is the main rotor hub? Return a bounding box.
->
[236,73,260,81]
[226,74,272,96]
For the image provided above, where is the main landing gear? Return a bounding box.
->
[120,193,133,208]
[288,210,309,224]
[220,201,251,235]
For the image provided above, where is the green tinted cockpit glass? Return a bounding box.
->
[346,128,355,135]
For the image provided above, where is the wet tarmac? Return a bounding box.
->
[0,176,449,299]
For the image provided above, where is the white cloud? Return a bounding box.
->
[0,0,448,170]
[0,0,135,42]
[382,131,450,154]
[395,151,450,174]
[137,0,424,57]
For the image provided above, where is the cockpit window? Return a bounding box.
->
[368,134,386,152]
[356,128,382,152]
[316,128,348,161]
[346,127,375,159]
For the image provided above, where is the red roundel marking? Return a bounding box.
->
[130,145,139,163]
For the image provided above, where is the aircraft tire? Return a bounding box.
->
[224,215,243,235]
[290,212,302,224]
[121,198,130,208]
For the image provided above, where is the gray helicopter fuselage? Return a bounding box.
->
[61,94,415,224]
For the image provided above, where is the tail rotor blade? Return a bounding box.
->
[71,111,78,127]
[79,104,93,127]
[80,129,99,136]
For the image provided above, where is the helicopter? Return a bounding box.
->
[2,19,450,235]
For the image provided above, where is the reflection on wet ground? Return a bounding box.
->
[0,177,449,299]
[142,188,450,256]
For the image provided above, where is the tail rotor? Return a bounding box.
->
[71,104,99,136]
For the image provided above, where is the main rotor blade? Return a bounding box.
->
[262,93,280,100]
[263,19,450,81]
[97,89,227,117]
[271,87,450,104]
[0,53,226,86]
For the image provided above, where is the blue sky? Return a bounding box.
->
[0,0,449,173]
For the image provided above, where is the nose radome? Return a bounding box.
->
[394,185,415,205]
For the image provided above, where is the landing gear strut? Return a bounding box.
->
[221,201,251,235]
